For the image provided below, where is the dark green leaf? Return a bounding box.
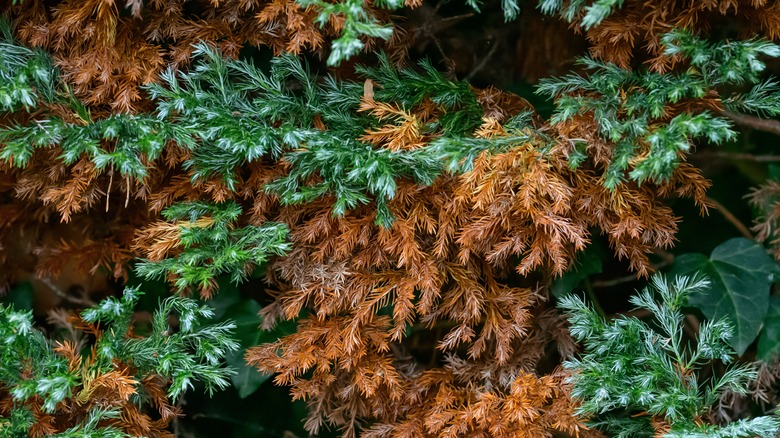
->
[670,237,780,355]
[758,296,780,361]
[204,280,241,320]
[551,243,603,298]
[223,300,297,398]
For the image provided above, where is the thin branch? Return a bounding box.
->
[591,261,674,289]
[614,308,651,320]
[719,110,780,137]
[701,151,780,162]
[583,277,606,316]
[705,196,754,240]
[36,276,95,307]
[106,169,113,212]
[466,38,500,81]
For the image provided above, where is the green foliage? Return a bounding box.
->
[84,288,239,398]
[301,0,398,66]
[0,19,56,111]
[538,0,625,29]
[1,306,74,415]
[0,287,238,433]
[4,7,780,435]
[662,30,780,86]
[670,237,780,355]
[135,202,291,293]
[7,26,778,223]
[538,29,780,188]
[0,114,169,177]
[0,37,532,226]
[560,275,780,437]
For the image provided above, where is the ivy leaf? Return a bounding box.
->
[223,300,297,398]
[758,296,780,361]
[551,243,603,298]
[670,237,780,355]
[204,281,241,320]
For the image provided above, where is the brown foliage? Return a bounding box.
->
[749,180,780,259]
[1,2,757,435]
[566,0,780,69]
[3,0,344,112]
[0,65,712,436]
[243,122,705,436]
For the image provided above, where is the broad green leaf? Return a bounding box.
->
[551,243,603,298]
[670,237,780,355]
[204,279,241,320]
[223,300,297,398]
[758,296,780,361]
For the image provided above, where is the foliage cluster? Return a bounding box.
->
[3,0,780,437]
[1,287,237,436]
[562,275,780,437]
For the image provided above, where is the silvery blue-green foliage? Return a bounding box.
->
[537,29,780,188]
[305,0,524,65]
[0,287,238,435]
[134,201,291,292]
[1,304,78,427]
[300,0,401,66]
[538,0,625,29]
[559,275,780,438]
[0,114,171,178]
[81,287,240,398]
[0,20,56,111]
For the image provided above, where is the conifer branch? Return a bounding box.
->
[561,275,780,437]
[0,288,238,434]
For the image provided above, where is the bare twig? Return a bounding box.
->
[466,38,500,81]
[591,261,674,289]
[697,151,780,162]
[719,110,780,137]
[583,278,606,316]
[705,196,754,240]
[613,308,651,320]
[106,169,113,212]
[36,276,95,307]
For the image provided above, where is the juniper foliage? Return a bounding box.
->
[560,275,780,437]
[135,202,291,294]
[3,2,780,435]
[538,0,625,29]
[0,30,520,226]
[538,29,780,188]
[0,20,55,112]
[5,27,780,222]
[0,288,238,435]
